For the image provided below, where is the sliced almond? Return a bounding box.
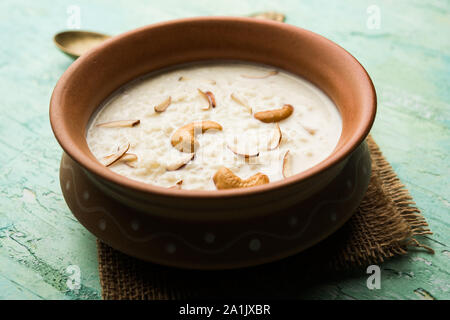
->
[121,153,138,162]
[169,180,183,189]
[166,153,194,171]
[103,152,136,163]
[123,153,138,167]
[96,120,140,128]
[282,150,292,178]
[125,162,137,168]
[227,144,259,158]
[267,123,282,150]
[172,95,187,103]
[231,93,252,114]
[178,76,188,81]
[154,96,172,113]
[301,124,317,135]
[241,70,278,79]
[102,152,137,167]
[102,143,130,167]
[198,89,216,110]
[206,92,216,108]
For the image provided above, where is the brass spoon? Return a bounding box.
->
[248,11,285,23]
[53,12,285,59]
[53,30,111,58]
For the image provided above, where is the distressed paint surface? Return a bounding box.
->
[0,0,448,299]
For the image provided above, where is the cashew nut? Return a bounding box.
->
[213,167,269,190]
[171,121,223,153]
[254,104,294,123]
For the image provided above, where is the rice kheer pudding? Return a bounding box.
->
[86,62,342,190]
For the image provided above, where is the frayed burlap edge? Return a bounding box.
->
[331,136,432,269]
[97,136,433,299]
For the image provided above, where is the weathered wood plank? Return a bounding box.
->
[0,0,448,299]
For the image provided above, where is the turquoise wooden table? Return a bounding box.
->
[0,0,448,300]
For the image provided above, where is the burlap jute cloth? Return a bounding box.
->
[97,136,433,299]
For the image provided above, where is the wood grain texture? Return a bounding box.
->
[0,0,448,299]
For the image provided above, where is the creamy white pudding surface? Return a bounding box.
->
[87,62,342,190]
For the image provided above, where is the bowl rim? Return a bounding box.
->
[50,16,376,199]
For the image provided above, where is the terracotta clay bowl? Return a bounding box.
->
[50,17,376,269]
